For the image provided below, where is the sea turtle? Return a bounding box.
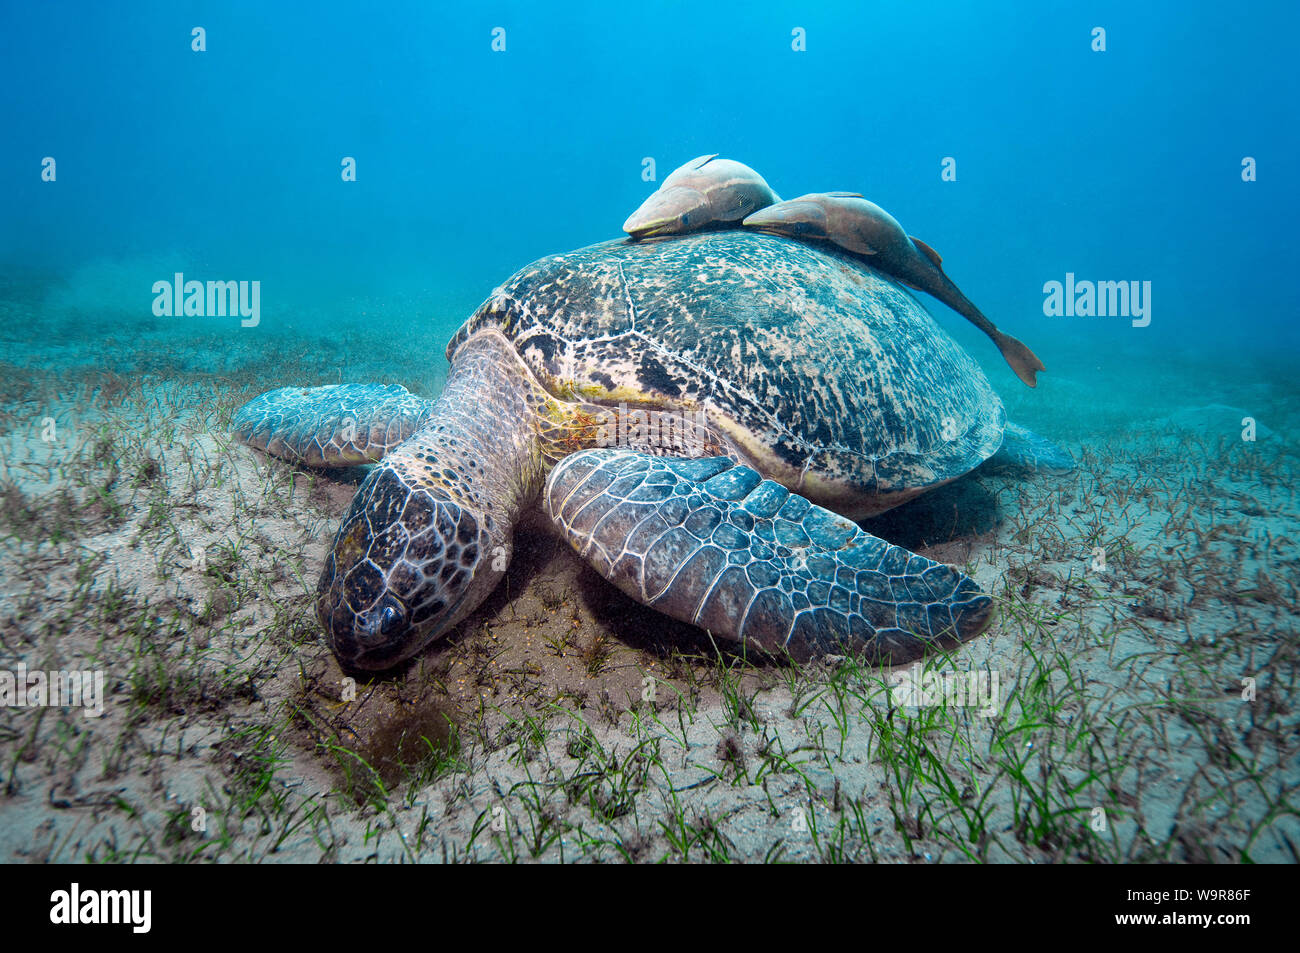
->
[233,231,1072,671]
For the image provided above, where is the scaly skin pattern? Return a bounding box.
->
[544,449,993,663]
[317,330,566,668]
[232,383,433,466]
[237,329,736,670]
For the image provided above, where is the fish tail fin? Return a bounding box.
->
[927,269,1047,388]
[992,330,1047,388]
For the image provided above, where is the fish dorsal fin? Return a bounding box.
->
[910,236,944,269]
[692,154,721,169]
[826,191,864,198]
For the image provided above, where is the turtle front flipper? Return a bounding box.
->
[232,384,434,466]
[544,449,992,664]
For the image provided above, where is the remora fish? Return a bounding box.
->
[624,155,779,238]
[744,192,1046,387]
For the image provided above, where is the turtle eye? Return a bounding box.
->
[379,600,406,636]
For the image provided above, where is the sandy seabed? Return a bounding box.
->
[1,284,1297,863]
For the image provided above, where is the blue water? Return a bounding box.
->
[3,0,1297,374]
[2,2,1298,865]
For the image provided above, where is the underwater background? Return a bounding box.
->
[4,1,1298,382]
[0,1,1297,863]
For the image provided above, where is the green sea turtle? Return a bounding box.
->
[743,192,1046,387]
[233,231,1072,671]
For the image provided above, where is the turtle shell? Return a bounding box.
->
[448,231,1005,517]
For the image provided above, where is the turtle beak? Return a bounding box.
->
[324,593,412,670]
[623,187,707,238]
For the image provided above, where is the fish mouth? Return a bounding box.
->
[622,215,678,239]
[741,207,799,230]
[623,186,706,238]
[739,217,804,241]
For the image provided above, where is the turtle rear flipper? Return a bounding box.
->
[982,422,1075,476]
[232,383,433,467]
[544,449,992,664]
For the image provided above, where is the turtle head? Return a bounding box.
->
[623,186,710,238]
[313,328,552,670]
[316,463,497,670]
